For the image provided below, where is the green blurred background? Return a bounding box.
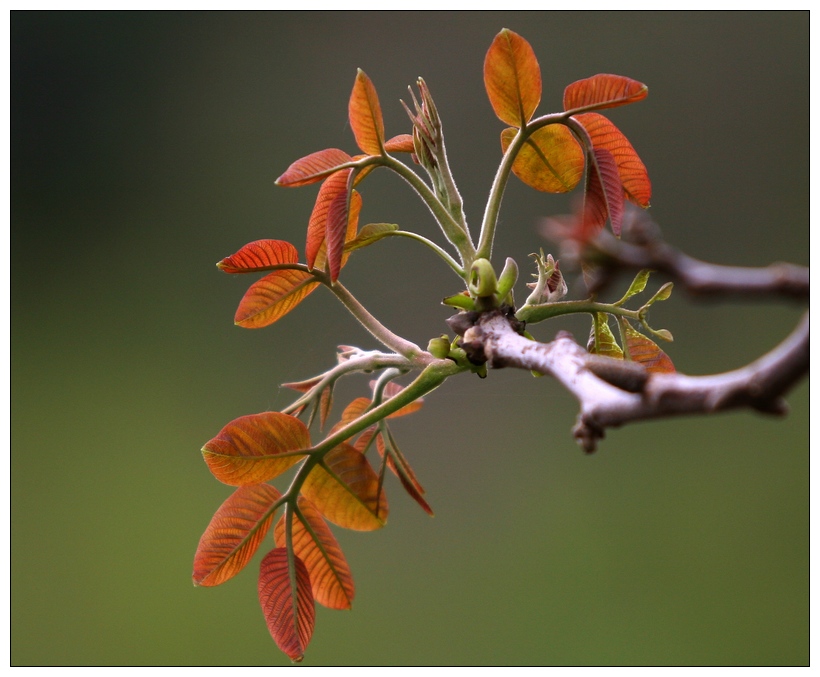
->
[12,12,808,666]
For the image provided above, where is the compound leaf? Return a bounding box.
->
[234,269,319,329]
[193,484,282,587]
[302,443,388,531]
[274,497,355,610]
[202,412,310,486]
[501,124,584,193]
[275,148,353,188]
[349,69,384,156]
[574,112,651,207]
[484,28,541,127]
[258,548,315,662]
[564,73,648,112]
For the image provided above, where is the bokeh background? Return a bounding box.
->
[12,12,808,666]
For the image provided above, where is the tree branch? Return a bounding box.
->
[462,309,809,453]
[544,207,810,301]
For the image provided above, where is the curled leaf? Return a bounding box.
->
[584,147,625,236]
[276,148,353,188]
[484,28,541,127]
[501,124,584,193]
[563,73,648,112]
[349,69,384,156]
[202,412,310,486]
[573,112,651,207]
[234,269,319,329]
[326,188,362,282]
[306,169,352,270]
[193,484,282,587]
[275,497,355,610]
[302,443,388,531]
[218,240,299,274]
[258,548,315,662]
[384,134,415,153]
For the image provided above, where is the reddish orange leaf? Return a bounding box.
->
[274,497,355,610]
[319,385,334,431]
[332,397,371,434]
[380,381,424,418]
[573,113,651,207]
[582,147,624,237]
[193,484,282,587]
[501,124,584,193]
[258,548,315,662]
[202,412,310,486]
[217,240,299,274]
[348,69,384,156]
[306,169,351,270]
[301,443,388,531]
[353,426,377,454]
[234,269,319,329]
[275,148,352,188]
[326,189,363,282]
[592,147,624,235]
[484,28,541,128]
[384,134,414,153]
[564,73,648,112]
[623,322,675,373]
[377,430,433,516]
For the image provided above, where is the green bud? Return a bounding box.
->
[469,258,498,298]
[495,257,519,303]
[427,335,451,359]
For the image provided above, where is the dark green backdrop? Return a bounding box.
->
[12,12,808,665]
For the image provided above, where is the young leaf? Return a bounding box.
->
[234,269,319,329]
[484,28,542,127]
[623,322,675,373]
[301,443,388,531]
[218,240,299,274]
[258,548,315,662]
[573,112,651,207]
[274,497,355,610]
[319,384,334,431]
[587,313,624,359]
[563,74,648,112]
[583,147,625,237]
[306,169,352,270]
[380,381,424,418]
[619,269,652,304]
[333,397,371,433]
[349,69,384,156]
[202,412,310,486]
[275,148,353,188]
[343,223,399,253]
[326,188,363,282]
[500,124,584,193]
[384,134,415,153]
[193,484,282,587]
[377,428,433,516]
